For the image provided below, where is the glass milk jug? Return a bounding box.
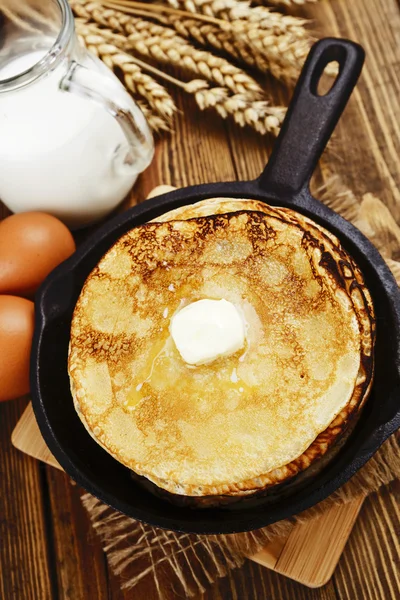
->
[0,0,154,227]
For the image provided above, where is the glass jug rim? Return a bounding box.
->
[0,0,74,92]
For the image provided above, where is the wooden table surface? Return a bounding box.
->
[1,0,399,598]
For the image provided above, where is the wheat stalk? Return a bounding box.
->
[92,0,224,24]
[117,50,286,136]
[84,31,286,137]
[71,0,270,73]
[76,21,177,122]
[165,0,303,28]
[231,10,309,36]
[70,2,292,135]
[70,0,170,23]
[108,0,308,37]
[72,1,309,80]
[92,1,309,39]
[77,18,285,136]
[165,0,312,80]
[136,100,172,132]
[71,2,263,96]
[230,21,311,81]
[166,0,253,20]
[120,26,263,96]
[186,79,285,135]
[159,14,272,73]
[253,0,315,6]
[169,1,312,82]
[165,14,242,57]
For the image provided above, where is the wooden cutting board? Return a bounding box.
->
[11,185,365,588]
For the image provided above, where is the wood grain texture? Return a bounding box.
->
[0,398,53,600]
[45,468,109,600]
[305,0,400,215]
[12,402,61,470]
[11,400,364,589]
[250,498,365,588]
[272,498,365,587]
[1,0,400,597]
[199,559,339,600]
[334,482,400,600]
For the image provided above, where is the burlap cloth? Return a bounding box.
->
[80,176,400,598]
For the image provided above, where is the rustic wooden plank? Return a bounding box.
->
[44,468,110,600]
[0,398,54,600]
[156,83,238,187]
[10,412,162,600]
[333,482,400,600]
[304,0,400,215]
[106,564,167,600]
[12,402,61,470]
[200,558,338,600]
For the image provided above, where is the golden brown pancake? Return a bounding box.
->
[69,198,375,498]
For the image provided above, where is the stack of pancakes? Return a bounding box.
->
[68,198,375,505]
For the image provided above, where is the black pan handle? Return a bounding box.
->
[258,38,365,195]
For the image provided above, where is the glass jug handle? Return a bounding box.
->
[60,61,154,175]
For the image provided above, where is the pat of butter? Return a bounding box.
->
[170,299,245,365]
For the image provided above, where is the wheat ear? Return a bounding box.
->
[113,50,286,137]
[166,0,312,81]
[75,21,177,122]
[136,100,172,133]
[160,14,271,73]
[72,1,271,73]
[166,0,251,20]
[186,80,285,135]
[230,22,311,82]
[91,39,286,136]
[71,2,263,97]
[166,0,304,29]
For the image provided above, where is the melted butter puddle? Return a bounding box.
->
[125,335,251,410]
[126,335,170,409]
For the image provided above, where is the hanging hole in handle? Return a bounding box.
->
[316,61,340,96]
[310,44,348,98]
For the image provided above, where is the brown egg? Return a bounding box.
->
[0,212,76,297]
[0,296,35,401]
